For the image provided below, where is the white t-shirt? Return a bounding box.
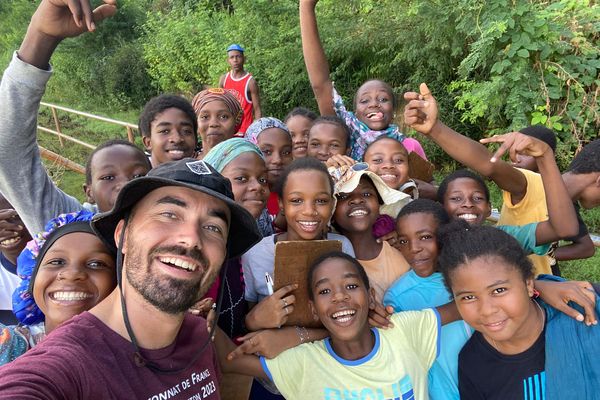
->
[0,256,19,312]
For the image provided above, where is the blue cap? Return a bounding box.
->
[227,44,245,53]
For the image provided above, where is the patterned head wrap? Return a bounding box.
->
[244,117,290,146]
[191,88,243,132]
[12,210,110,325]
[203,138,265,173]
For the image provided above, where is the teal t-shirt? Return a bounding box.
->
[497,223,550,256]
[384,271,471,400]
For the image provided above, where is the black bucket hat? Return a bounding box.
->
[92,158,260,258]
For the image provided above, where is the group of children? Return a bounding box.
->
[0,0,599,399]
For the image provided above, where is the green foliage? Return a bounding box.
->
[2,0,598,165]
[43,0,157,110]
[0,1,37,68]
[449,0,599,148]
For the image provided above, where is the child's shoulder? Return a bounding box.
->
[387,308,439,334]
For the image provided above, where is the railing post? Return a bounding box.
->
[126,126,135,143]
[50,106,64,147]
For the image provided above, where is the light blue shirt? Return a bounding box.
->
[384,270,472,400]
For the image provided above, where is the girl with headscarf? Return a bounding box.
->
[0,210,116,365]
[192,88,243,158]
[244,118,293,231]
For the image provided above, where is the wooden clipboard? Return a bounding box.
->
[408,151,435,182]
[274,240,342,328]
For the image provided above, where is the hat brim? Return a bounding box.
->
[92,176,260,259]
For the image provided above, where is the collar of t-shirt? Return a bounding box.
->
[0,252,17,275]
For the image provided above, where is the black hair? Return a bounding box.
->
[310,116,351,146]
[275,157,334,198]
[85,139,152,184]
[566,139,600,174]
[437,219,534,294]
[437,169,490,204]
[284,107,318,123]
[138,94,198,139]
[397,198,450,225]
[364,135,408,157]
[307,251,370,300]
[353,79,397,109]
[519,125,557,152]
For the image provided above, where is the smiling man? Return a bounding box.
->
[0,155,260,398]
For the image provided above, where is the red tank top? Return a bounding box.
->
[223,71,254,134]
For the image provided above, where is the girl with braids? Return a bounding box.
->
[438,221,600,400]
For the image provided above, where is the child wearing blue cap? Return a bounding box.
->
[219,44,263,134]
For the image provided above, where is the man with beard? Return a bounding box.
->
[0,156,260,397]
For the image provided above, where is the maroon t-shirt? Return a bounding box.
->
[0,312,221,399]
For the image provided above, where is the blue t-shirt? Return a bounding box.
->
[384,271,472,400]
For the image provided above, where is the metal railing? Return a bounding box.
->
[37,101,138,174]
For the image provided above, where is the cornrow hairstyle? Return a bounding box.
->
[307,251,370,300]
[284,107,318,123]
[397,198,450,225]
[519,125,557,153]
[138,94,198,140]
[566,139,600,174]
[311,115,351,146]
[437,169,490,204]
[353,79,397,109]
[85,139,151,185]
[437,219,534,294]
[275,157,334,199]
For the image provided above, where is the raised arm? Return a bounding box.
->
[249,78,262,120]
[481,132,579,243]
[299,0,335,116]
[0,0,116,235]
[404,84,528,204]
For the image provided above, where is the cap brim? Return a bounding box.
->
[335,170,411,218]
[92,176,260,258]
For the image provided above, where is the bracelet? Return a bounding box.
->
[295,326,310,344]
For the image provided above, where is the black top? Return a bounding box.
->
[459,328,546,400]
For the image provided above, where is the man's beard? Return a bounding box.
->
[125,243,219,315]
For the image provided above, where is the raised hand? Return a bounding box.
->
[19,0,117,69]
[403,83,439,135]
[480,131,551,163]
[31,0,117,39]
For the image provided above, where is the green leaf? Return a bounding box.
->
[517,49,530,58]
